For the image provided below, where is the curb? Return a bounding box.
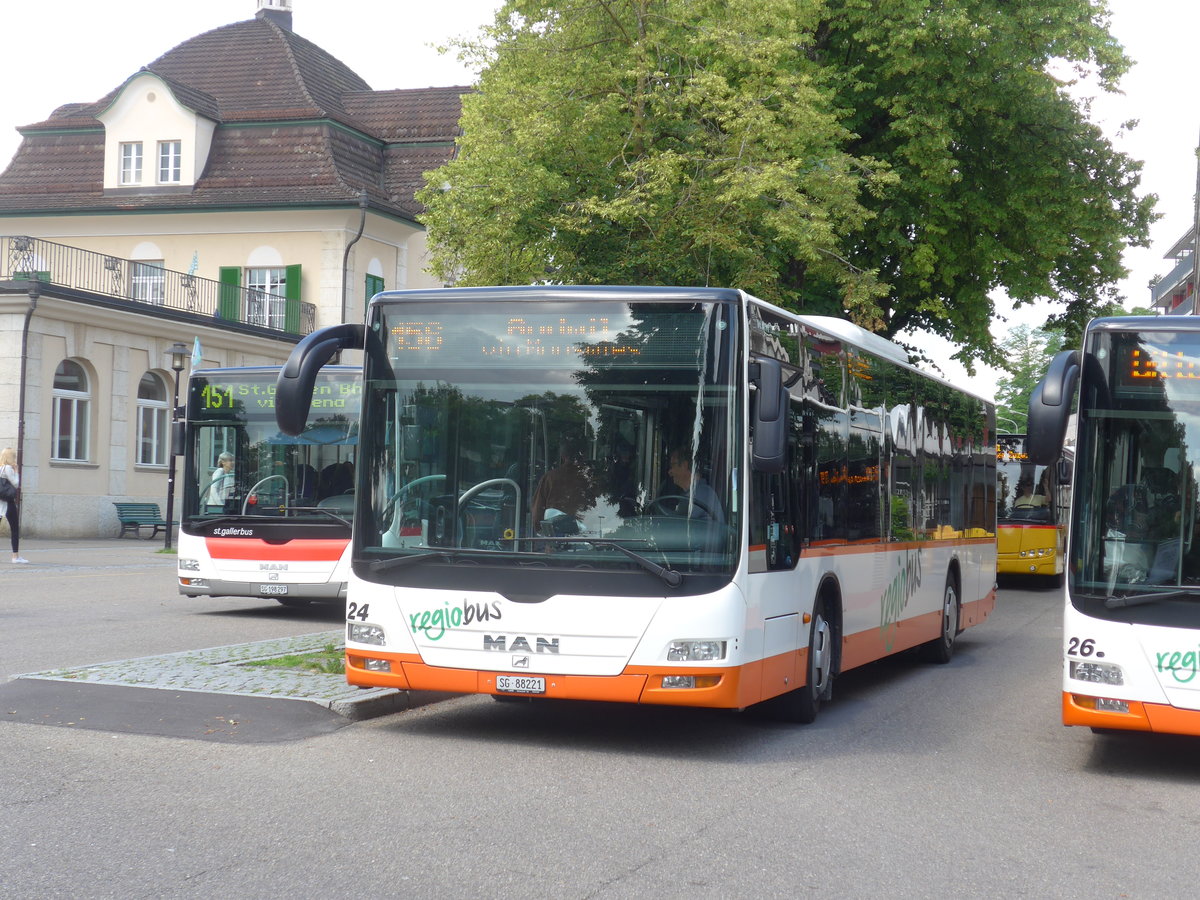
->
[13,630,450,721]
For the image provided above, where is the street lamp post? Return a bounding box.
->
[164,342,188,550]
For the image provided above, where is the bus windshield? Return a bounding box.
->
[183,368,360,525]
[1072,329,1200,619]
[358,298,740,581]
[997,436,1055,524]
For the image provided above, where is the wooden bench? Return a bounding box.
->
[113,502,174,539]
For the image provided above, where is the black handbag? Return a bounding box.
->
[0,475,16,502]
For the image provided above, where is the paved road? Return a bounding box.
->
[4,550,1200,897]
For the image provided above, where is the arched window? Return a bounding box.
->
[137,372,169,466]
[52,359,91,461]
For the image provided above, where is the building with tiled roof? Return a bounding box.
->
[0,0,465,537]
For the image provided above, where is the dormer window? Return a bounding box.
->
[158,140,181,183]
[120,142,143,185]
[99,71,215,192]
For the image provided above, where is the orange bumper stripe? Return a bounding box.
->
[1062,692,1200,737]
[344,651,809,709]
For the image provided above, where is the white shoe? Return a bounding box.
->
[12,557,28,564]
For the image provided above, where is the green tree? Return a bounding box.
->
[419,0,1154,366]
[994,325,1062,431]
[816,0,1154,368]
[419,0,896,317]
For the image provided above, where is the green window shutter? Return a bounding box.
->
[284,263,302,333]
[365,274,384,316]
[218,267,242,321]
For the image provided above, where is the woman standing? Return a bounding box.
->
[0,447,26,563]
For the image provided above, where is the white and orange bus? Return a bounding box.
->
[177,365,359,606]
[276,286,996,721]
[996,434,1068,582]
[1031,317,1200,736]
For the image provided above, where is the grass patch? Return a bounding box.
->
[243,643,345,675]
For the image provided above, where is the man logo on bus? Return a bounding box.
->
[484,635,560,654]
[881,550,922,651]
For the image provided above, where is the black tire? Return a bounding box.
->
[765,597,834,724]
[920,575,960,664]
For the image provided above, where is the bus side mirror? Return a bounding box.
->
[751,357,787,474]
[1027,349,1079,465]
[276,324,364,435]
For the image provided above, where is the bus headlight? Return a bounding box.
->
[1070,660,1124,686]
[667,640,726,662]
[178,558,200,571]
[348,623,386,646]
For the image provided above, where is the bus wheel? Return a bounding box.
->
[765,598,833,724]
[920,575,959,664]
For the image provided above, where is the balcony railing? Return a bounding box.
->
[1,235,316,336]
[1151,254,1195,306]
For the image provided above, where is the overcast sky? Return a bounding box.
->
[1,0,1195,396]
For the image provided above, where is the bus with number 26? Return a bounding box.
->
[275,285,996,722]
[1031,316,1200,736]
[177,365,360,606]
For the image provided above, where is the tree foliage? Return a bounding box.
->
[994,325,1062,430]
[418,0,1154,367]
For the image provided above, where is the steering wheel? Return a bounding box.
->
[381,474,446,527]
[646,494,717,520]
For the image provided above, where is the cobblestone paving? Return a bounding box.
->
[14,630,404,719]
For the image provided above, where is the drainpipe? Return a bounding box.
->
[16,278,40,487]
[341,190,370,324]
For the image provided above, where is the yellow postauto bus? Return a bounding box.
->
[996,434,1068,582]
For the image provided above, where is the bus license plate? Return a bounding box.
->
[259,584,288,595]
[496,675,545,694]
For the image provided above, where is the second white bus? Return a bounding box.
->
[177,365,360,606]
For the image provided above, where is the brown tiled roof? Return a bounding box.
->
[0,16,464,219]
[342,87,469,143]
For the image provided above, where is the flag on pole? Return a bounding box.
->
[191,337,203,369]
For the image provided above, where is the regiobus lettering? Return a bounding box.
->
[275,286,997,724]
[881,551,922,651]
[410,600,503,641]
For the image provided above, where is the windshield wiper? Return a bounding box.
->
[192,515,241,528]
[1105,588,1200,609]
[287,505,351,528]
[369,547,503,574]
[369,550,453,573]
[369,539,684,588]
[520,536,683,587]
